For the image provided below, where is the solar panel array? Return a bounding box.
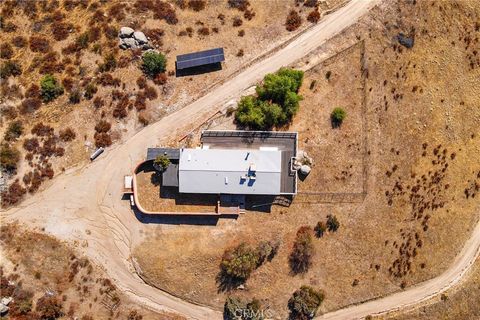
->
[176,47,225,70]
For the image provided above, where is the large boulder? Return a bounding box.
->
[119,37,137,49]
[119,27,134,38]
[133,31,148,45]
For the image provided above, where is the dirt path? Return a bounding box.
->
[13,0,480,319]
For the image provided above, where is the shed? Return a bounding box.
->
[176,48,225,70]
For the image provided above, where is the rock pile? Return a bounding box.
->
[119,27,152,50]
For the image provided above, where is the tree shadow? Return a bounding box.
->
[216,270,245,293]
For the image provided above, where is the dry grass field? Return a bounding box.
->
[134,0,480,318]
[0,223,183,320]
[384,261,480,320]
[1,0,343,207]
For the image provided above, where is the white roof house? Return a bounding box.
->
[178,148,282,195]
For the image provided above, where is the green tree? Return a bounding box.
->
[142,51,167,77]
[331,107,346,127]
[40,74,64,102]
[326,214,340,232]
[288,286,325,320]
[235,96,266,129]
[221,243,260,281]
[224,296,264,320]
[289,226,314,274]
[153,155,171,171]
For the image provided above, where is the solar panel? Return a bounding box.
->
[176,48,225,70]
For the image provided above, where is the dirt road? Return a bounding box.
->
[8,1,479,319]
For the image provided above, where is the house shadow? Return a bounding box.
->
[175,62,222,77]
[131,205,222,225]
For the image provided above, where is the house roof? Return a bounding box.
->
[178,148,282,195]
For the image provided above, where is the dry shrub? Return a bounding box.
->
[51,22,73,41]
[286,10,302,31]
[134,92,147,111]
[0,143,20,172]
[94,132,112,148]
[19,98,42,114]
[197,27,210,36]
[62,77,74,92]
[31,122,54,137]
[238,29,245,37]
[233,17,243,27]
[2,106,18,120]
[103,24,118,40]
[137,76,147,89]
[23,138,39,153]
[36,296,63,319]
[188,0,206,11]
[138,112,150,126]
[135,0,178,24]
[39,51,64,74]
[175,0,187,9]
[93,97,105,108]
[307,9,320,23]
[94,120,111,133]
[26,84,40,98]
[113,105,128,119]
[144,28,164,46]
[29,36,50,53]
[236,49,244,57]
[0,43,13,59]
[1,180,26,208]
[0,60,22,78]
[83,83,97,100]
[304,0,318,7]
[12,36,27,48]
[59,127,76,142]
[97,73,120,87]
[39,137,59,157]
[87,26,101,43]
[108,3,125,21]
[117,55,130,68]
[228,0,250,11]
[289,226,315,274]
[144,86,158,100]
[153,72,167,85]
[244,9,255,20]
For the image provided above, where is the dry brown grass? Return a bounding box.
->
[133,1,480,318]
[0,223,183,320]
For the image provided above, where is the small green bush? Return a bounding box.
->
[221,243,259,281]
[288,285,324,320]
[153,155,171,171]
[224,296,263,320]
[40,74,64,102]
[331,107,346,127]
[142,51,166,77]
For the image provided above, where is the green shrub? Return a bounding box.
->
[289,226,314,274]
[224,297,263,320]
[288,285,324,320]
[326,214,340,232]
[40,74,64,102]
[0,60,22,78]
[331,107,346,127]
[0,143,20,172]
[153,155,171,171]
[142,51,166,77]
[221,243,259,281]
[84,83,97,100]
[235,68,303,130]
[69,89,81,104]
